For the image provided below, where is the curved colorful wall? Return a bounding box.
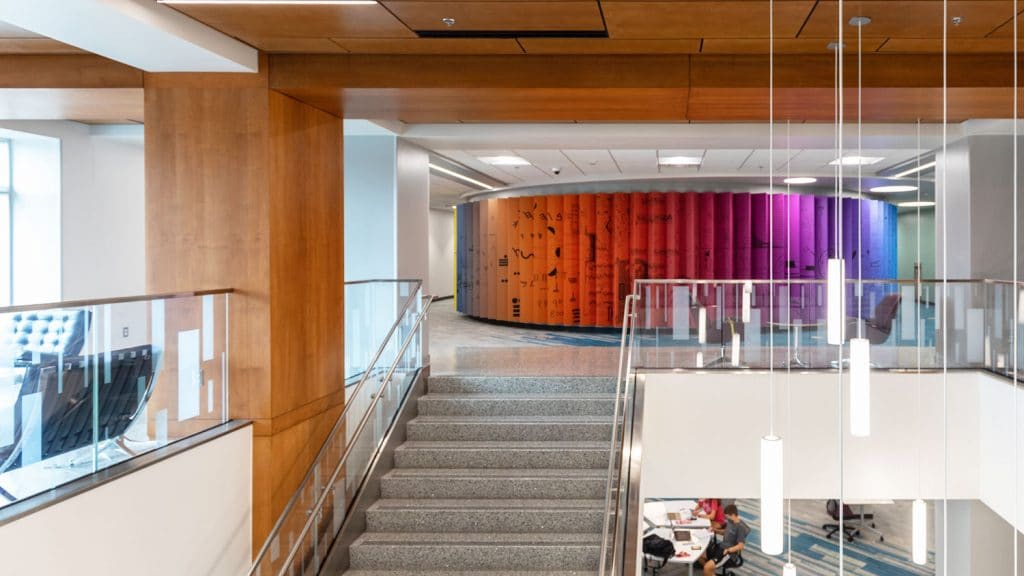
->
[455,191,897,327]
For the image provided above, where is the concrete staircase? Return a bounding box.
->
[340,374,617,576]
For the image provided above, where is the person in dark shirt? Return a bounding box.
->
[698,503,750,575]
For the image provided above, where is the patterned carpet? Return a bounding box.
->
[649,499,935,576]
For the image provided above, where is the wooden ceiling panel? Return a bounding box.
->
[382,2,605,32]
[880,38,1021,53]
[336,38,524,54]
[602,2,815,39]
[169,4,415,41]
[0,88,143,123]
[279,86,689,122]
[0,38,84,55]
[983,9,1023,37]
[519,38,701,54]
[249,38,348,54]
[702,38,886,54]
[800,1,1015,39]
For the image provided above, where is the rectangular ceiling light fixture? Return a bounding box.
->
[658,155,703,167]
[829,156,884,166]
[478,155,531,166]
[157,1,377,5]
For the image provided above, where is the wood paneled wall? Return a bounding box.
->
[456,191,897,327]
[145,59,344,546]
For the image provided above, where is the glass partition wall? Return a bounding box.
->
[603,1,1024,575]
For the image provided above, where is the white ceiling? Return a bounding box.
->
[0,21,40,38]
[402,122,954,206]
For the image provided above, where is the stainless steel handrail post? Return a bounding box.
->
[249,281,424,575]
[271,296,433,576]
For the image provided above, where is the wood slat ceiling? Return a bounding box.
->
[161,0,1024,56]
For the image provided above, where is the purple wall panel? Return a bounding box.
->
[751,194,770,279]
[771,194,788,280]
[799,195,816,279]
[733,192,752,280]
[814,196,829,279]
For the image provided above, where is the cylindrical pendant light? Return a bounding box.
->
[783,562,797,576]
[849,337,871,437]
[698,306,707,344]
[827,258,846,344]
[912,498,927,565]
[731,332,741,366]
[761,435,784,555]
[742,281,753,323]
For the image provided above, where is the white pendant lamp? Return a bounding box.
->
[783,562,797,576]
[742,281,753,323]
[698,306,708,344]
[849,337,871,437]
[827,259,846,345]
[731,332,741,366]
[912,498,927,565]
[760,435,784,555]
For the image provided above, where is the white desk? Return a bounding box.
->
[644,500,714,576]
[843,498,893,542]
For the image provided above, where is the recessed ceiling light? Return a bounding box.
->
[830,156,884,166]
[892,160,937,179]
[783,177,817,184]
[157,1,377,4]
[658,155,703,167]
[870,185,919,193]
[478,155,531,166]
[429,163,495,190]
[898,201,936,208]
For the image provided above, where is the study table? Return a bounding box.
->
[644,499,714,576]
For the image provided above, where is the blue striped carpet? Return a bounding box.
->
[650,499,934,576]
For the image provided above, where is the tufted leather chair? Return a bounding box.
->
[0,310,89,363]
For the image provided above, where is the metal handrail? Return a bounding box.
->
[633,277,1015,286]
[271,295,433,576]
[248,281,424,575]
[0,288,234,314]
[599,293,640,576]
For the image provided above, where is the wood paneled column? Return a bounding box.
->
[144,57,344,546]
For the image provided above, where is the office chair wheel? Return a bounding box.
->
[847,535,855,542]
[879,536,885,542]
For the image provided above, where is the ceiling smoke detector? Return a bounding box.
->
[441,17,456,27]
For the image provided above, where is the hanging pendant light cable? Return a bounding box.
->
[1012,1,1019,573]
[837,0,846,569]
[941,1,949,573]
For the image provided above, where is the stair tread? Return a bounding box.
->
[410,415,613,423]
[353,532,602,546]
[343,572,598,576]
[397,441,609,449]
[369,499,604,510]
[384,468,607,478]
[422,394,615,400]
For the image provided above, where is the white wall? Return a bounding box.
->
[396,141,429,289]
[0,121,145,301]
[0,425,252,575]
[344,135,396,282]
[428,208,454,298]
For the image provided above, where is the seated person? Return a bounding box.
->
[698,504,750,575]
[693,498,726,533]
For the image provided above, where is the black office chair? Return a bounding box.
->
[847,293,902,344]
[0,345,155,488]
[823,499,871,542]
[716,551,744,576]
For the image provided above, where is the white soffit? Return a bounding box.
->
[0,0,258,73]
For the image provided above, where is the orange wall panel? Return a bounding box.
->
[564,195,581,325]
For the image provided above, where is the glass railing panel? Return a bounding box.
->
[627,279,1013,372]
[251,281,430,576]
[344,280,418,384]
[0,290,230,508]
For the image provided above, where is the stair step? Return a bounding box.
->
[343,571,599,576]
[407,416,613,441]
[394,441,611,469]
[380,468,608,499]
[348,532,601,571]
[428,375,616,395]
[366,499,604,533]
[417,394,615,417]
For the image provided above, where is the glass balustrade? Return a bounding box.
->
[251,280,430,576]
[0,289,230,508]
[627,279,1022,378]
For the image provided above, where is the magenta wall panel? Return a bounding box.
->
[714,192,734,279]
[733,192,752,280]
[798,195,816,279]
[697,193,716,280]
[771,194,788,280]
[751,193,770,280]
[814,196,829,278]
[681,192,699,279]
[665,192,682,279]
